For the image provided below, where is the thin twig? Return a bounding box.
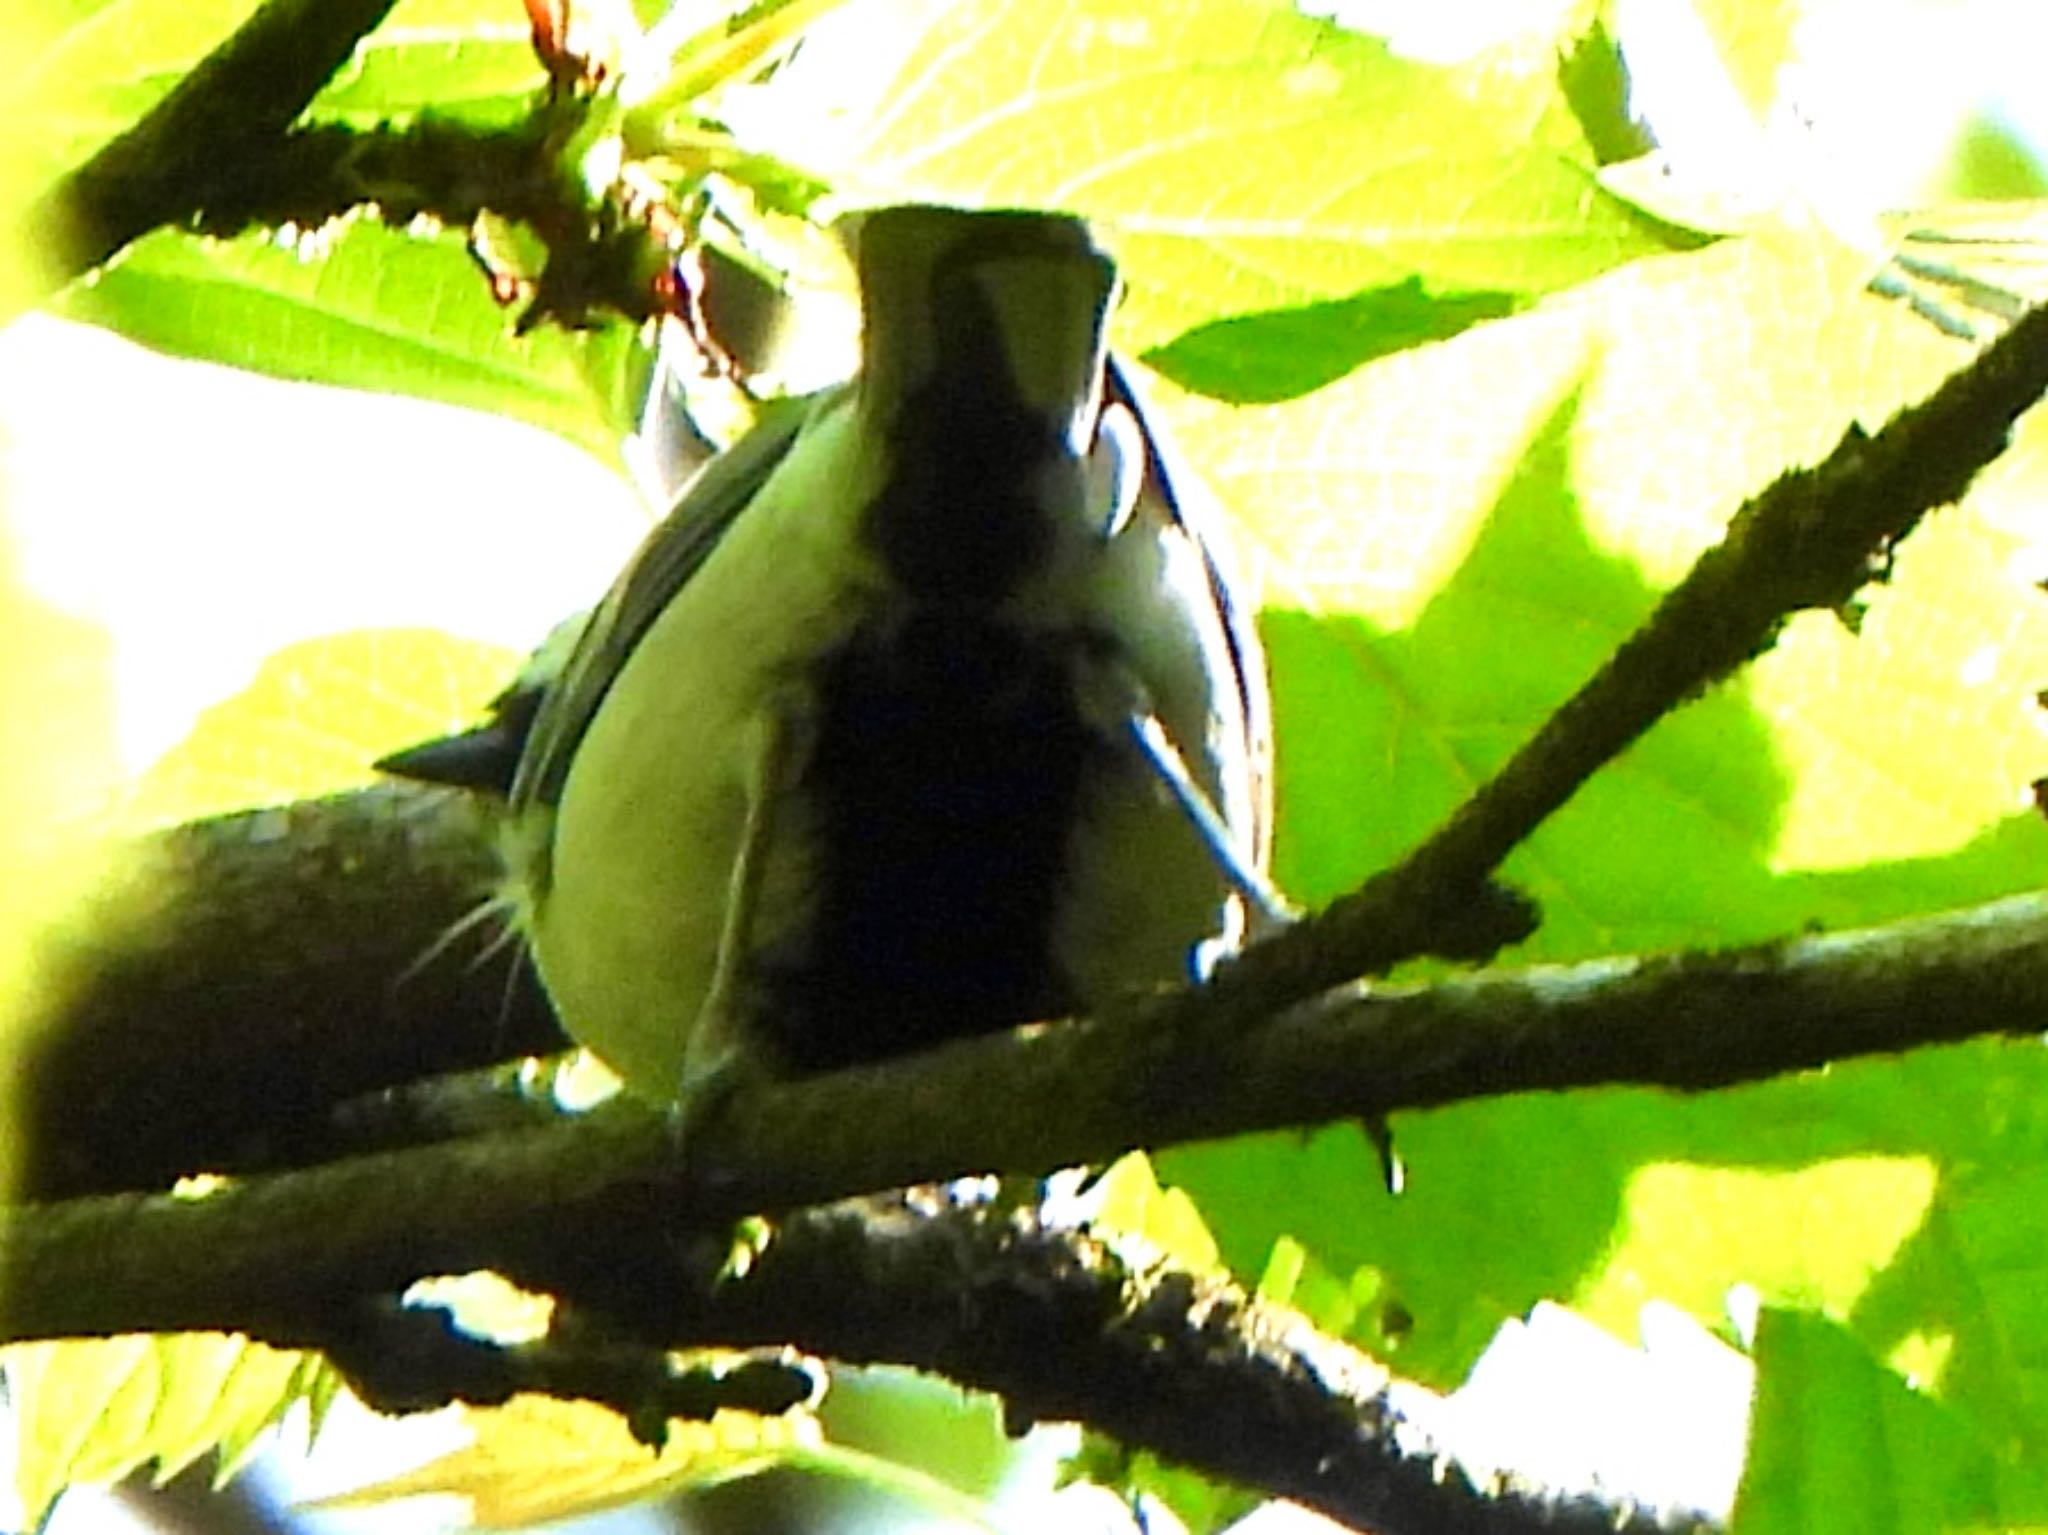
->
[319,1297,815,1425]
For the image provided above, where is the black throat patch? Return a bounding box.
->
[749,609,1098,1072]
[748,236,1109,1070]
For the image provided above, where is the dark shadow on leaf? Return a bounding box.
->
[1140,281,1517,405]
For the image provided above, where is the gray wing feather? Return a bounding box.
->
[1104,354,1274,863]
[510,390,825,813]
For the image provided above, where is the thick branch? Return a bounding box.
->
[27,875,2037,1530]
[610,892,2048,1221]
[604,1200,1711,1535]
[0,1178,1709,1535]
[26,775,2048,1210]
[7,890,2043,1345]
[15,787,563,1199]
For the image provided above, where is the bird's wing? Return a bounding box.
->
[1104,353,1274,865]
[510,389,826,813]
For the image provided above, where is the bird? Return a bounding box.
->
[380,204,1283,1107]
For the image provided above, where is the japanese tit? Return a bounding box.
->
[383,205,1282,1103]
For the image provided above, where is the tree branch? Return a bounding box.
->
[8,886,2045,1345]
[15,787,563,1200]
[0,1174,1712,1534]
[34,0,676,331]
[607,1199,1713,1535]
[1208,294,2048,999]
[41,0,404,278]
[24,766,2048,1214]
[318,1298,816,1426]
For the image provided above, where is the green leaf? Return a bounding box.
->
[1151,223,2048,935]
[1065,1433,1256,1535]
[307,0,544,128]
[1830,1044,2048,1470]
[1557,11,1653,166]
[814,1368,1015,1507]
[1732,1308,2013,1535]
[308,1394,822,1528]
[1586,0,1804,241]
[1139,281,1517,406]
[1083,1151,1223,1274]
[1939,117,2048,203]
[58,221,649,465]
[1688,0,1802,124]
[628,0,859,129]
[1255,1234,1380,1338]
[14,0,545,177]
[10,0,262,190]
[741,0,1687,352]
[122,628,520,827]
[7,1333,332,1526]
[312,1387,1004,1532]
[1577,1156,1939,1341]
[776,1440,1006,1531]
